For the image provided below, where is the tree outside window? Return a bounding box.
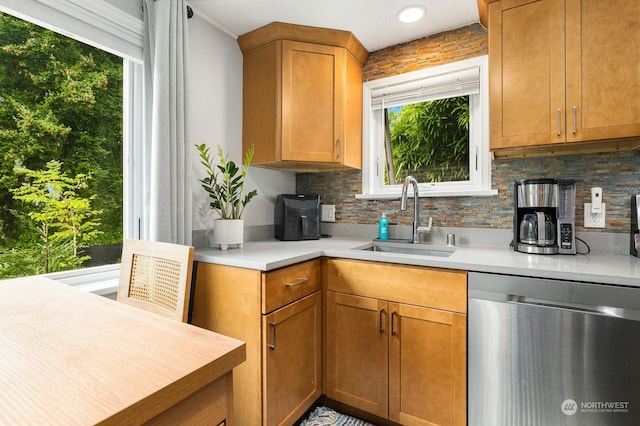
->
[0,12,123,278]
[385,96,470,185]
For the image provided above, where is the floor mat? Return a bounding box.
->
[298,406,375,426]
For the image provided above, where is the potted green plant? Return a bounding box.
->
[195,143,257,250]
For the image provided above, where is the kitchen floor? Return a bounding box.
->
[297,406,374,425]
[297,399,402,426]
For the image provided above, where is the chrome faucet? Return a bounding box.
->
[400,176,431,244]
[400,176,421,244]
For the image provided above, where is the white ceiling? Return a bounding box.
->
[189,0,481,52]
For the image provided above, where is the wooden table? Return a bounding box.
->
[0,276,246,425]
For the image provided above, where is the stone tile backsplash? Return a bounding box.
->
[296,149,640,234]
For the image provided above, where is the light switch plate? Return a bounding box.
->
[321,204,336,222]
[584,202,605,228]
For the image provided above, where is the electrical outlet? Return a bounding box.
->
[584,202,606,228]
[321,204,336,222]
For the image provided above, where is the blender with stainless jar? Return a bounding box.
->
[513,179,576,255]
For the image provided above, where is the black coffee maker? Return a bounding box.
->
[513,179,576,255]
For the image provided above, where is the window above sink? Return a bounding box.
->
[358,55,497,199]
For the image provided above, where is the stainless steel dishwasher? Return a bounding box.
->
[468,271,640,426]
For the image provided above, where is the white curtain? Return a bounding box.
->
[142,0,191,244]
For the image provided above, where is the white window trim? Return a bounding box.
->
[46,264,120,295]
[358,55,497,200]
[0,0,143,61]
[123,59,147,241]
[0,0,145,291]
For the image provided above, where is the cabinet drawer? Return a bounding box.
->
[325,258,467,313]
[262,259,321,313]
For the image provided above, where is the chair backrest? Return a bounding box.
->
[117,239,195,322]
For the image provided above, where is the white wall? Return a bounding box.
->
[186,13,294,230]
[104,0,295,230]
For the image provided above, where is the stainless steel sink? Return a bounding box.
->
[357,240,456,258]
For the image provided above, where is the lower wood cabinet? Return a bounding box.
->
[192,260,321,426]
[192,257,467,426]
[325,292,389,417]
[324,258,467,426]
[389,302,466,426]
[263,292,321,425]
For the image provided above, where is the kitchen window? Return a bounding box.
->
[359,55,496,199]
[0,0,144,288]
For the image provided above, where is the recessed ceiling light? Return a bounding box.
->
[397,5,426,24]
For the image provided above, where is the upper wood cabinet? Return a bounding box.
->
[489,0,640,154]
[238,22,369,171]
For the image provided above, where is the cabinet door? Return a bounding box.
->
[389,303,466,426]
[263,292,321,426]
[565,0,640,142]
[324,291,389,418]
[281,40,344,163]
[489,0,566,149]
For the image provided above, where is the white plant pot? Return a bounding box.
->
[212,219,244,251]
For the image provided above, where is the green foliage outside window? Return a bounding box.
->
[0,12,123,278]
[387,96,470,184]
[4,161,102,275]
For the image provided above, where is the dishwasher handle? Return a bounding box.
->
[469,272,640,322]
[507,295,640,320]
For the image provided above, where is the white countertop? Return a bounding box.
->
[194,237,640,287]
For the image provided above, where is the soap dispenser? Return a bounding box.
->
[379,213,389,240]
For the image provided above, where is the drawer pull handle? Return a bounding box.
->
[572,105,577,135]
[285,277,309,288]
[379,308,385,333]
[269,322,277,351]
[556,108,562,136]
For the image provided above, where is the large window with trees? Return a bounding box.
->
[360,56,495,199]
[0,0,143,282]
